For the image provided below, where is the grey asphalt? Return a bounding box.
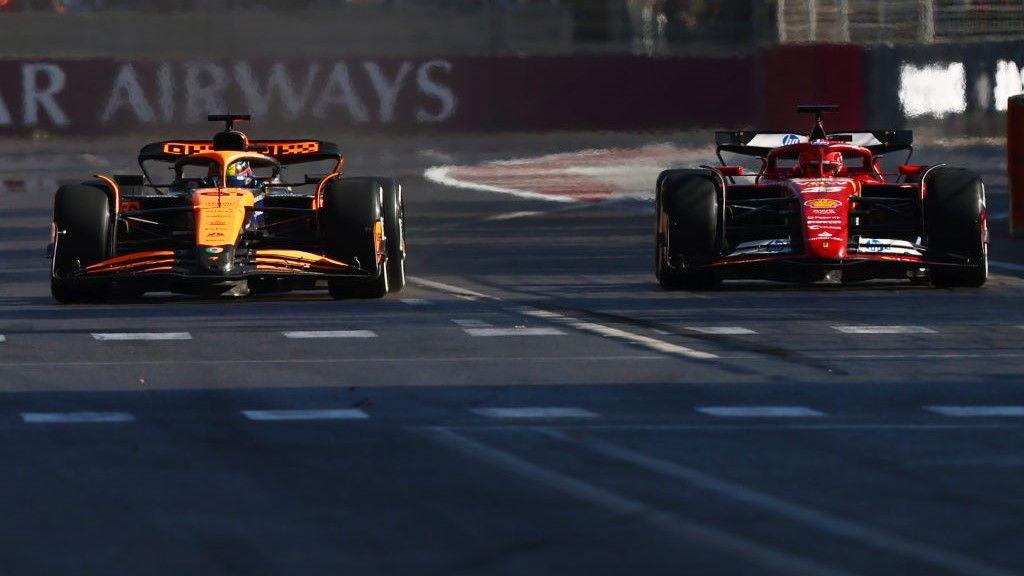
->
[0,133,1022,576]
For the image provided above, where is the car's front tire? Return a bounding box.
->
[655,169,722,290]
[51,184,114,303]
[924,167,988,287]
[320,177,389,300]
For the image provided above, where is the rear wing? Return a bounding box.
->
[138,139,343,165]
[715,130,913,157]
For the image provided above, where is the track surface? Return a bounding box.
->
[1,133,1023,576]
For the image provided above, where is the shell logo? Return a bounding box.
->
[804,198,842,209]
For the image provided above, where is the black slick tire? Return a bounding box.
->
[924,167,987,287]
[51,184,113,303]
[320,177,389,300]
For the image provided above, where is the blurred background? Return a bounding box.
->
[0,0,1017,137]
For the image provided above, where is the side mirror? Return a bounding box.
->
[717,166,744,177]
[898,165,926,176]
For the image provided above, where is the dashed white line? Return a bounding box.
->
[282,330,377,339]
[21,412,135,424]
[427,428,857,576]
[833,326,936,334]
[685,326,758,335]
[465,327,565,337]
[697,406,826,418]
[515,306,717,360]
[925,406,1024,417]
[400,298,432,305]
[452,318,493,328]
[91,332,191,341]
[242,409,369,421]
[544,429,1018,576]
[472,407,597,419]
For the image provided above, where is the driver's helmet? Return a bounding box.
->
[226,160,255,188]
[797,149,844,177]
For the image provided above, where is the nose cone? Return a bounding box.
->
[198,245,235,274]
[795,180,855,260]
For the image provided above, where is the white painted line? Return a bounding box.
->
[242,409,369,421]
[515,306,717,360]
[486,210,543,221]
[424,166,576,204]
[465,327,565,337]
[427,428,856,576]
[697,406,826,418]
[685,326,758,335]
[21,412,135,424]
[990,260,1024,273]
[400,298,432,305]
[833,326,936,334]
[91,332,191,341]
[282,330,377,339]
[452,318,493,328]
[926,406,1024,417]
[545,429,1018,576]
[472,407,597,419]
[408,276,497,301]
[0,354,667,368]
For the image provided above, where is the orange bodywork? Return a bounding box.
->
[193,188,253,247]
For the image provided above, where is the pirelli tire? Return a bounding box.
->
[655,169,722,290]
[320,177,389,299]
[50,183,114,303]
[380,177,406,293]
[924,167,988,288]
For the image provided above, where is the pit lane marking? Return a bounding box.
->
[925,406,1024,417]
[685,326,758,335]
[697,406,826,418]
[426,428,858,576]
[21,412,135,424]
[832,326,936,334]
[465,327,565,337]
[282,330,377,339]
[472,407,597,419]
[242,409,369,421]
[91,332,192,341]
[541,429,1021,576]
[452,318,493,328]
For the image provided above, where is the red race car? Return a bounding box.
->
[655,105,988,289]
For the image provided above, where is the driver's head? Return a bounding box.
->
[226,160,254,188]
[797,150,843,177]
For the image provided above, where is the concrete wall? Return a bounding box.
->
[0,6,574,58]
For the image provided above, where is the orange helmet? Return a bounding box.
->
[797,149,843,177]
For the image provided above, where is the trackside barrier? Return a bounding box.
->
[1008,94,1024,237]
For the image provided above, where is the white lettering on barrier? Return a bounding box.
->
[184,62,229,123]
[22,63,68,126]
[312,62,370,122]
[995,59,1024,112]
[416,59,456,122]
[234,61,320,120]
[365,61,414,123]
[101,64,156,124]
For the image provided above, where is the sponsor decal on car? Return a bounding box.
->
[804,198,842,209]
[782,133,801,145]
[205,246,224,254]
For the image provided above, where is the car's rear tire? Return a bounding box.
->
[924,167,987,287]
[51,184,113,303]
[320,177,389,300]
[380,178,406,293]
[655,169,722,290]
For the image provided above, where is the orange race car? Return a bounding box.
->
[49,115,405,302]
